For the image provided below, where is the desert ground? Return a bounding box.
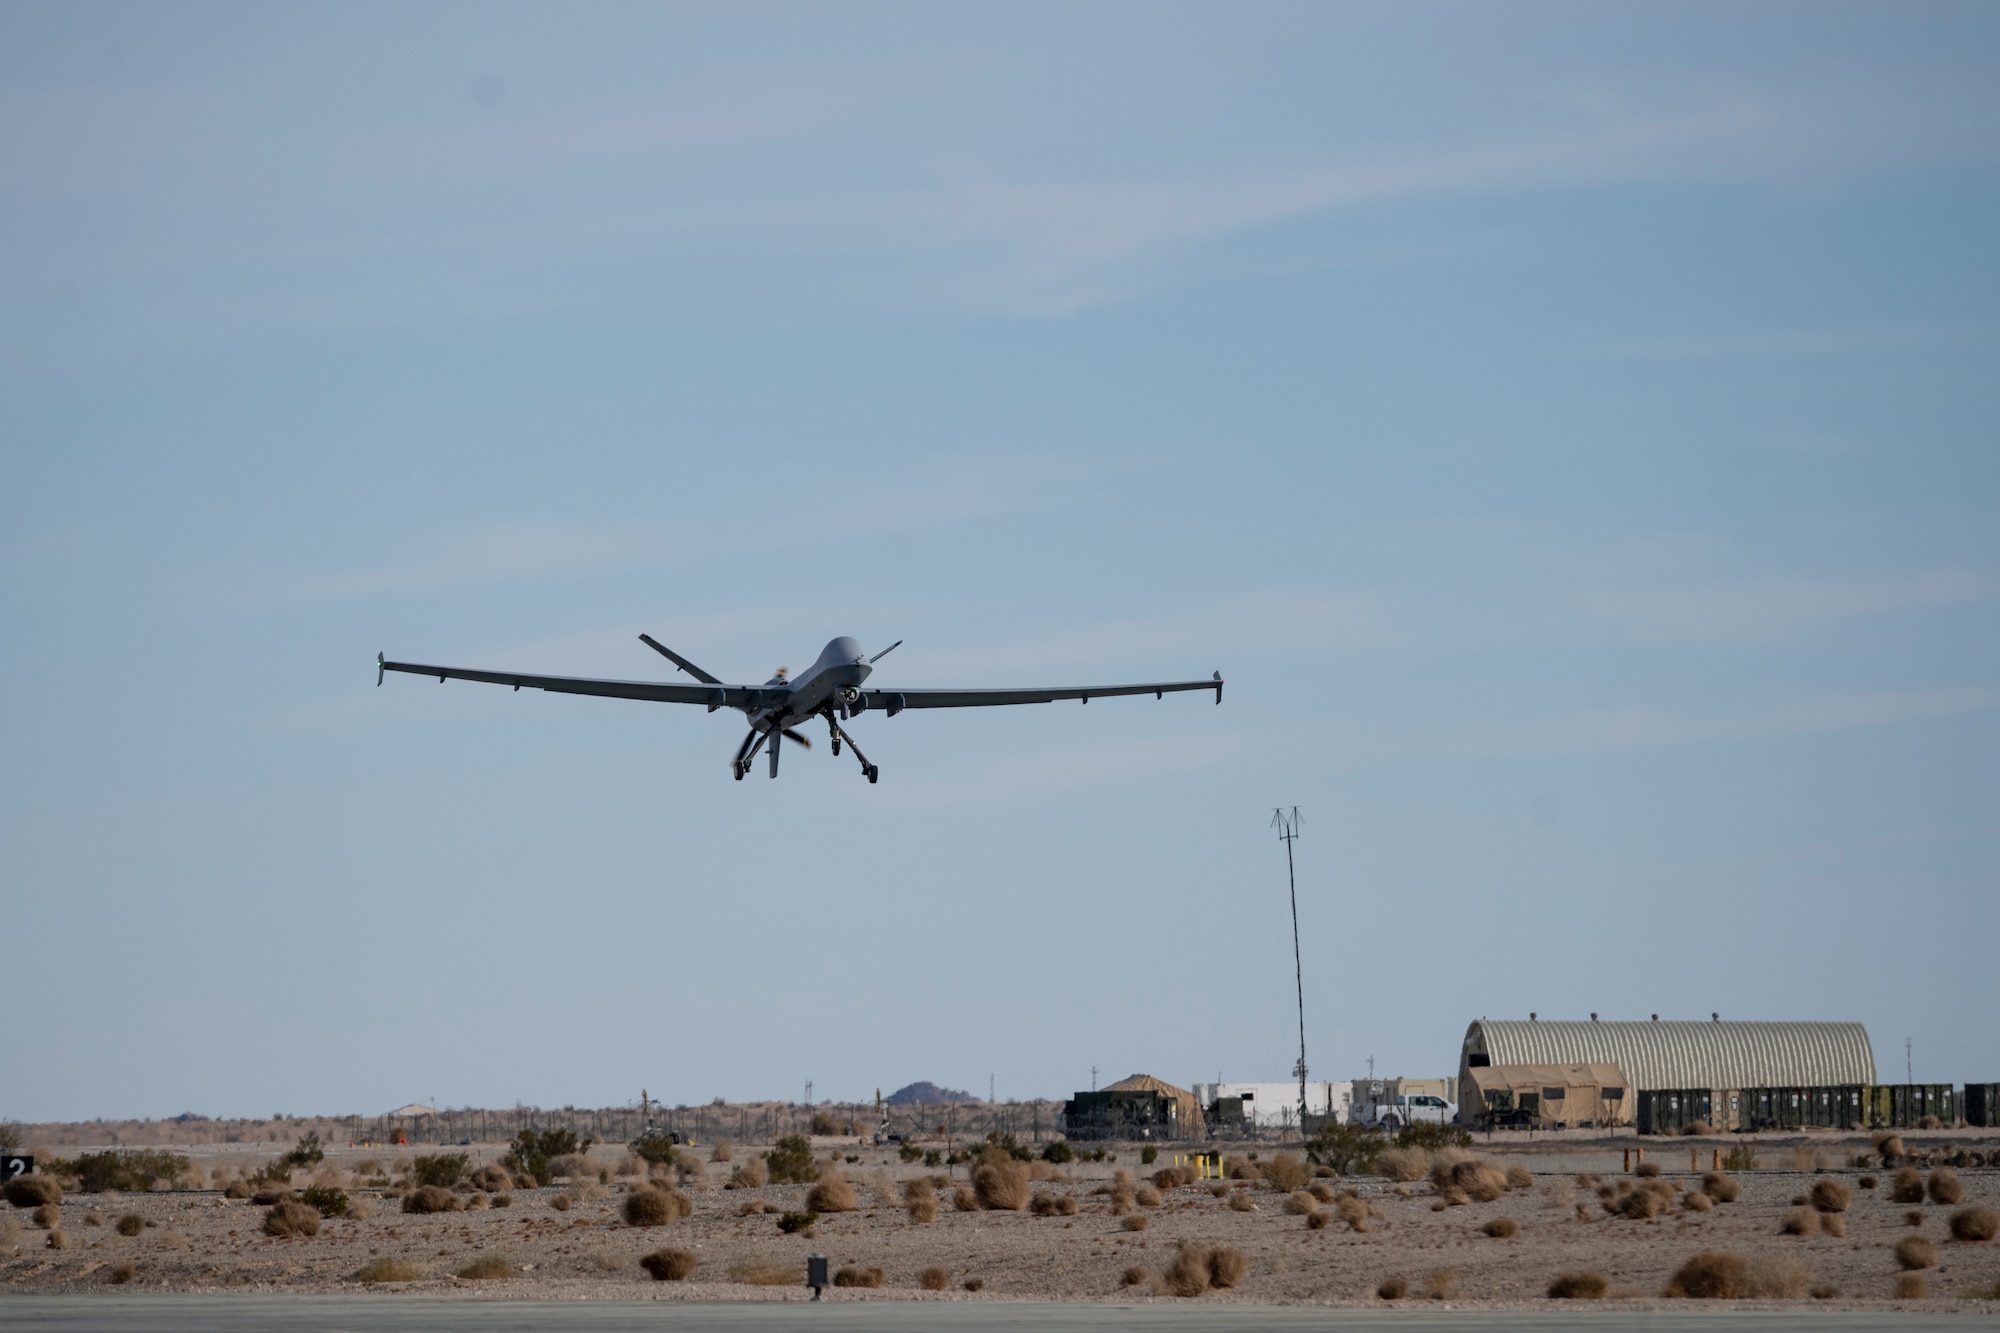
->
[4,1128,1998,1311]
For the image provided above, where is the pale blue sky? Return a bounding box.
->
[3,2,1996,1122]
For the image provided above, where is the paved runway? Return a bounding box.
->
[0,1298,1989,1332]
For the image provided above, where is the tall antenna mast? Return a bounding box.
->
[1271,806,1309,1139]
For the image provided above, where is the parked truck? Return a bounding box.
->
[1355,1092,1457,1132]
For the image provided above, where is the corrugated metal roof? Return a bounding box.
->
[1464,1021,1875,1090]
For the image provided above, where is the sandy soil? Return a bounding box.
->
[5,1135,1997,1311]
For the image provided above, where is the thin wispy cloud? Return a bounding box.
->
[1453,685,2000,760]
[1578,570,2000,646]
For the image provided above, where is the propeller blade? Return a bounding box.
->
[782,728,812,749]
[869,639,903,664]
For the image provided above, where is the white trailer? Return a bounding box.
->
[1194,1081,1350,1130]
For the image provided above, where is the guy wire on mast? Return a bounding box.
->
[1271,806,1308,1140]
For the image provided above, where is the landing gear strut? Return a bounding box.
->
[824,711,879,784]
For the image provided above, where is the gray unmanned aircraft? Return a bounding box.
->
[379,634,1223,782]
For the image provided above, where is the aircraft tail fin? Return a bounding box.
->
[639,634,722,684]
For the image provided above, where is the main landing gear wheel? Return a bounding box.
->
[865,764,879,784]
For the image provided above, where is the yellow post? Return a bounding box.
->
[1623,1147,1631,1172]
[1712,1148,1720,1172]
[1691,1148,1698,1172]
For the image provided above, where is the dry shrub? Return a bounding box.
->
[1928,1168,1963,1206]
[1823,1213,1847,1237]
[250,1189,290,1207]
[639,1248,699,1281]
[1120,1213,1150,1231]
[29,1204,58,1229]
[115,1212,144,1236]
[1683,1120,1713,1136]
[490,1193,512,1209]
[953,1185,978,1212]
[1701,1172,1740,1203]
[1336,1195,1370,1231]
[1119,1265,1147,1288]
[1891,1167,1926,1203]
[904,1181,938,1224]
[1745,1255,1812,1299]
[622,1186,683,1227]
[593,1252,626,1271]
[1306,1209,1330,1229]
[1779,1207,1820,1236]
[1437,1159,1509,1203]
[1307,1181,1337,1203]
[1549,1271,1607,1299]
[469,1165,513,1192]
[1917,1114,1943,1130]
[973,1161,1030,1211]
[1949,1205,1998,1242]
[1029,1192,1077,1216]
[909,1265,946,1291]
[1482,1216,1519,1238]
[1282,1190,1317,1215]
[1227,1192,1256,1213]
[551,1193,573,1212]
[805,1173,857,1213]
[457,1254,516,1280]
[1683,1191,1713,1213]
[1790,1145,1829,1172]
[1810,1179,1851,1212]
[1262,1153,1310,1192]
[1376,1147,1429,1182]
[402,1185,461,1215]
[1440,1186,1469,1207]
[546,1153,590,1181]
[1209,1246,1248,1288]
[106,1261,137,1284]
[1160,1243,1211,1297]
[710,1139,733,1163]
[1635,1161,1661,1178]
[1873,1130,1904,1157]
[1377,1276,1407,1299]
[1666,1251,1748,1298]
[1617,1188,1666,1220]
[962,1277,985,1292]
[834,1265,885,1288]
[1858,1174,1877,1189]
[352,1257,422,1283]
[223,1181,252,1200]
[1896,1236,1938,1270]
[728,1256,796,1286]
[1504,1164,1534,1190]
[45,1229,67,1250]
[1903,1208,1925,1227]
[262,1200,320,1238]
[1894,1271,1929,1299]
[721,1157,767,1190]
[4,1176,61,1208]
[1422,1267,1457,1300]
[1135,1184,1163,1208]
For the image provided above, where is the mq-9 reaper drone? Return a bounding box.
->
[379,634,1223,783]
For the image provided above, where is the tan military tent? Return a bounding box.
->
[1103,1074,1203,1137]
[1463,1062,1631,1128]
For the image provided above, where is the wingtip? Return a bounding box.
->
[377,652,385,687]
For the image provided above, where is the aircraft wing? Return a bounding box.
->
[378,656,761,709]
[856,673,1222,711]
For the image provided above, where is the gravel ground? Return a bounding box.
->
[5,1138,1997,1311]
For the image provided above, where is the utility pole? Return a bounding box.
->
[1906,1038,1913,1085]
[1091,1066,1098,1092]
[1272,806,1309,1140]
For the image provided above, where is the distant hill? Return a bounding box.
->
[885,1081,975,1106]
